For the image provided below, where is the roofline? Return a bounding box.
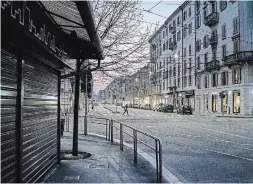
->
[148,0,191,43]
[75,1,104,60]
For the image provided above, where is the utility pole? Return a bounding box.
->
[84,73,88,136]
[73,58,80,156]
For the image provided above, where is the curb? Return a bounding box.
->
[216,115,253,118]
[88,133,182,183]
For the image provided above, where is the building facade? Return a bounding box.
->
[149,0,253,115]
[104,66,150,106]
[103,0,253,116]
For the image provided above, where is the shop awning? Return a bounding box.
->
[2,1,104,71]
[39,1,104,60]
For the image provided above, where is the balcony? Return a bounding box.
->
[204,12,219,27]
[170,26,176,34]
[223,51,253,67]
[209,34,218,47]
[204,60,220,71]
[169,41,177,51]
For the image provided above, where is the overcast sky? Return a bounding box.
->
[93,1,182,93]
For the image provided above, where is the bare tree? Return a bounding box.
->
[90,0,156,79]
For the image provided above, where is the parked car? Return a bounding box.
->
[133,104,139,108]
[143,104,152,110]
[154,103,164,112]
[177,105,193,115]
[162,105,174,113]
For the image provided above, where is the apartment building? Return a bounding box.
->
[195,0,253,115]
[149,0,253,115]
[104,66,150,105]
[149,1,196,108]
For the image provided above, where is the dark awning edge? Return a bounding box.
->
[75,1,104,60]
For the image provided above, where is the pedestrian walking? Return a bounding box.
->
[123,104,128,115]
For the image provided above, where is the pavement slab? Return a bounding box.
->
[44,132,158,183]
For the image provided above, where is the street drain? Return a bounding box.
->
[61,150,92,160]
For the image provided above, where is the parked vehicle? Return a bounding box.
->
[143,104,152,110]
[162,105,174,113]
[133,104,139,108]
[177,105,193,114]
[154,103,164,112]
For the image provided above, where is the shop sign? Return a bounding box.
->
[2,1,68,59]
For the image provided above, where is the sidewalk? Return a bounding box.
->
[44,132,158,183]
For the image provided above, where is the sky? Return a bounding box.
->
[93,1,182,93]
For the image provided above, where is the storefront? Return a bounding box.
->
[233,90,241,113]
[143,96,150,105]
[212,94,218,112]
[204,94,209,112]
[1,1,104,183]
[220,91,228,113]
[185,90,195,109]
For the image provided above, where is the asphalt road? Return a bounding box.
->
[88,104,253,183]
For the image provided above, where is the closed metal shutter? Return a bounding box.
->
[1,50,18,183]
[22,56,58,183]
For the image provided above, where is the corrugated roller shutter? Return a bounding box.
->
[1,50,18,183]
[22,56,58,183]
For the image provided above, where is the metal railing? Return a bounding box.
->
[223,51,253,65]
[204,60,220,71]
[61,114,163,182]
[204,12,219,26]
[82,116,162,183]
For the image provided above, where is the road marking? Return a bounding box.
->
[204,148,253,162]
[146,125,155,128]
[197,127,253,140]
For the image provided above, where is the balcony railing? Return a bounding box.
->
[204,60,220,71]
[169,41,177,51]
[204,12,219,27]
[170,26,176,34]
[223,51,253,66]
[209,34,218,47]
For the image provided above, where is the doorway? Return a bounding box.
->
[222,94,228,113]
[233,90,240,113]
[212,94,218,112]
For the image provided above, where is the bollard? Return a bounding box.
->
[84,116,87,136]
[133,129,137,164]
[156,140,162,183]
[120,124,123,151]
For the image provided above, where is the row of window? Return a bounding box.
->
[153,67,241,91]
[159,74,194,91]
[195,39,239,69]
[158,1,237,46]
[159,15,239,57]
[197,68,241,89]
